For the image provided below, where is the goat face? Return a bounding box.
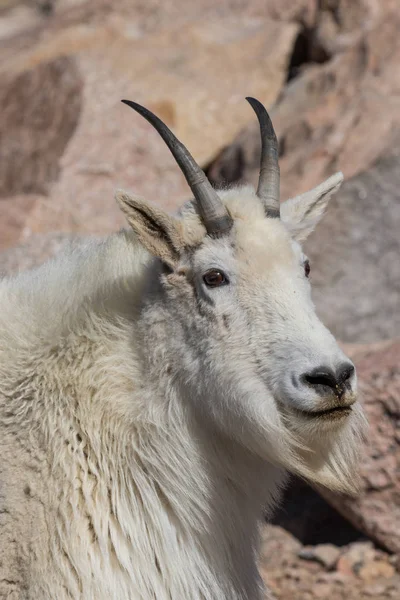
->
[118,99,366,493]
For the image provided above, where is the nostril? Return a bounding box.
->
[302,363,355,397]
[303,367,337,391]
[337,362,355,385]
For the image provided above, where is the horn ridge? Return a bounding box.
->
[245,97,280,218]
[121,99,233,236]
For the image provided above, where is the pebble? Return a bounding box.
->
[298,544,341,570]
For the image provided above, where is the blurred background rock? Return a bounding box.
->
[0,1,399,598]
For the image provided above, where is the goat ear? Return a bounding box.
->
[280,172,343,242]
[116,190,184,267]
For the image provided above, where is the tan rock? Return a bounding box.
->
[336,555,355,578]
[358,560,396,583]
[312,582,332,598]
[260,523,302,562]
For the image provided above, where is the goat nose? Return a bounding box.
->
[302,362,355,397]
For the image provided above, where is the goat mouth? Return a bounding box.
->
[295,405,352,420]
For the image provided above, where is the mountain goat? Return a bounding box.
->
[0,97,366,600]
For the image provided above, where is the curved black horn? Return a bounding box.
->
[121,100,233,236]
[246,97,280,218]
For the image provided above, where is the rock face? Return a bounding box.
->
[305,145,400,343]
[319,340,400,555]
[207,0,400,201]
[0,0,298,250]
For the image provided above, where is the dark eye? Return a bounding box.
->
[304,260,311,278]
[203,269,229,288]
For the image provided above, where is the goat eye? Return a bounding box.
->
[304,260,311,278]
[203,269,229,288]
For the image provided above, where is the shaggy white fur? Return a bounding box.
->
[0,178,366,600]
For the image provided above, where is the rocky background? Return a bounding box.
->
[0,1,399,598]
